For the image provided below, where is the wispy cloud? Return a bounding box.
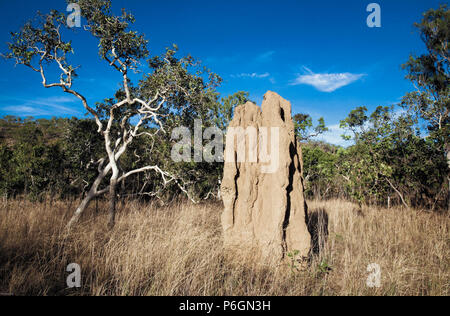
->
[291,67,365,92]
[1,95,81,117]
[7,106,47,116]
[255,51,275,63]
[204,50,274,66]
[231,72,270,79]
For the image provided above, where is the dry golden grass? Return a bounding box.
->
[0,198,448,296]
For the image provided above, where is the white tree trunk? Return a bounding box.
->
[66,190,97,229]
[66,163,111,229]
[107,176,119,229]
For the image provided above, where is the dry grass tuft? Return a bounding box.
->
[0,198,448,296]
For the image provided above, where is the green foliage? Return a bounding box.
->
[293,113,328,141]
[401,4,449,210]
[302,103,448,209]
[339,106,368,141]
[211,91,250,130]
[5,10,70,64]
[0,117,69,198]
[402,5,449,99]
[316,259,332,275]
[0,2,447,212]
[286,249,302,273]
[0,144,13,195]
[401,4,449,149]
[63,118,104,195]
[74,0,149,61]
[302,143,338,199]
[2,0,229,204]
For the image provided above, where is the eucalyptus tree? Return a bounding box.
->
[210,91,250,131]
[339,103,448,209]
[4,0,220,228]
[402,5,449,211]
[293,113,328,142]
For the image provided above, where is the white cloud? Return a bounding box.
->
[291,67,365,92]
[231,72,270,79]
[5,106,45,115]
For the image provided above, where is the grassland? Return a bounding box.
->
[0,198,448,296]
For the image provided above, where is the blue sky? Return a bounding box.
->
[0,0,445,145]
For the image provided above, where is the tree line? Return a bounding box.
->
[0,1,448,226]
[297,5,449,211]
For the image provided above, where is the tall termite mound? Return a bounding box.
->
[221,91,311,262]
